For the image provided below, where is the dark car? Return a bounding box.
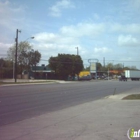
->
[119,75,127,81]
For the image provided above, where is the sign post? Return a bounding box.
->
[88,59,99,79]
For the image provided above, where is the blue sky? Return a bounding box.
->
[0,0,140,68]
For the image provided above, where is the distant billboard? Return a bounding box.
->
[90,62,96,73]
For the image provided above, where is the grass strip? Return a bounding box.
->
[123,94,140,100]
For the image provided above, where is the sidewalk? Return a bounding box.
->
[0,79,76,86]
[1,79,67,83]
[0,90,140,140]
[0,79,110,87]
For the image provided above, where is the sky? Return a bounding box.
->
[0,0,140,68]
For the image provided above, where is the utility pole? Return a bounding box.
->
[13,60,14,79]
[15,29,21,83]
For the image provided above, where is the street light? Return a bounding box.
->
[25,37,35,41]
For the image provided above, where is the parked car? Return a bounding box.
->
[119,75,127,81]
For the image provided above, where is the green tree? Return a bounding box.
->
[48,56,58,73]
[96,63,102,71]
[7,42,41,74]
[7,41,32,61]
[114,63,123,70]
[0,58,13,78]
[49,54,83,80]
[7,41,32,74]
[28,49,41,68]
[106,63,114,70]
[18,49,41,74]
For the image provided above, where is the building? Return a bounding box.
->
[30,64,55,79]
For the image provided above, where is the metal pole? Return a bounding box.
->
[35,51,36,79]
[108,68,109,80]
[13,60,14,79]
[95,62,97,79]
[15,29,18,83]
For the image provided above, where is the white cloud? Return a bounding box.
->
[49,0,75,17]
[0,42,13,57]
[34,32,78,45]
[60,23,105,37]
[0,1,25,31]
[110,23,140,34]
[33,30,89,61]
[93,47,112,53]
[34,31,112,62]
[34,42,84,60]
[34,32,80,58]
[33,21,106,60]
[118,35,140,47]
[33,22,108,62]
[0,1,13,28]
[35,33,59,43]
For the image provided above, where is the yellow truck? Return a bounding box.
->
[78,71,92,80]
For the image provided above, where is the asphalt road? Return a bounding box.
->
[0,80,140,126]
